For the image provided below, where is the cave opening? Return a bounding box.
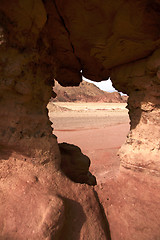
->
[47,78,130,184]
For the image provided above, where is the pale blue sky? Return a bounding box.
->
[83,77,116,92]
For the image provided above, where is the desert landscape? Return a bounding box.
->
[48,101,130,183]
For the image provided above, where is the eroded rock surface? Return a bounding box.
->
[50,0,160,85]
[111,48,160,175]
[96,169,160,240]
[59,142,97,186]
[0,0,160,239]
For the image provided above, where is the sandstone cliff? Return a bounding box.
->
[52,80,127,103]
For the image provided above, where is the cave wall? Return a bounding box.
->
[0,0,160,239]
[111,49,160,175]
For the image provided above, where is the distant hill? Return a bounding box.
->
[52,80,128,103]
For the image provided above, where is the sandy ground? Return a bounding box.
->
[48,102,130,183]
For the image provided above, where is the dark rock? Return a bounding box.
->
[59,142,97,186]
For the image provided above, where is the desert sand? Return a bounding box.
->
[48,102,130,183]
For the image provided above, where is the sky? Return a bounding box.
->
[83,77,117,92]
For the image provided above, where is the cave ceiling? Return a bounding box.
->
[0,0,160,87]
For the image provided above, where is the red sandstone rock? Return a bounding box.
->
[96,169,160,240]
[0,0,160,239]
[53,0,160,85]
[59,142,97,186]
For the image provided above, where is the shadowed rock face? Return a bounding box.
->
[59,142,97,185]
[0,0,160,239]
[47,0,160,85]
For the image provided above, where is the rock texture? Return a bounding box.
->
[52,80,127,103]
[111,49,160,175]
[51,0,160,85]
[59,142,97,186]
[0,0,160,239]
[96,169,160,240]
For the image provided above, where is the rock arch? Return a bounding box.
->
[0,0,160,239]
